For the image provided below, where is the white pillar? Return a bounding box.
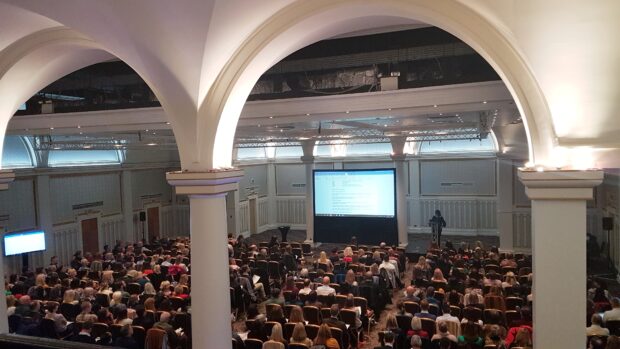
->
[267,161,277,227]
[390,136,409,248]
[409,159,422,228]
[519,169,603,349]
[497,158,514,250]
[301,140,316,243]
[0,170,15,334]
[35,175,54,264]
[167,169,243,349]
[121,170,134,242]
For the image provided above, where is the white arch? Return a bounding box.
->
[201,0,555,169]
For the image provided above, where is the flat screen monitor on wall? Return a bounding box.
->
[313,169,398,244]
[3,230,46,256]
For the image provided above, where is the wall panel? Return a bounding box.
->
[420,159,496,196]
[0,178,36,231]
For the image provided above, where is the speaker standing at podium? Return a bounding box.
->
[429,210,447,247]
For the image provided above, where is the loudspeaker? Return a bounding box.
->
[139,212,146,222]
[603,217,614,231]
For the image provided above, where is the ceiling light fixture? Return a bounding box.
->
[482,101,488,104]
[50,127,54,130]
[77,125,81,129]
[269,116,273,119]
[306,113,310,116]
[345,111,350,114]
[433,104,438,108]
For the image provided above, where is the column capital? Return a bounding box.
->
[166,169,244,196]
[301,155,315,163]
[0,170,15,190]
[518,169,603,200]
[390,154,407,161]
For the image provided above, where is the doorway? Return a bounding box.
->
[147,206,160,243]
[81,218,99,255]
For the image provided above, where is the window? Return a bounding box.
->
[48,149,122,167]
[418,137,496,154]
[2,136,35,169]
[275,146,302,158]
[346,142,392,156]
[236,147,266,160]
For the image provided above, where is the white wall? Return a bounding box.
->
[131,169,174,209]
[0,178,36,231]
[419,159,496,196]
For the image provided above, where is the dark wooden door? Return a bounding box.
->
[81,218,99,254]
[147,207,160,242]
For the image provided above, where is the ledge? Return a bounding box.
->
[166,169,244,196]
[0,170,16,190]
[518,169,603,200]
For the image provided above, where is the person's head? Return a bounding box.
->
[144,282,156,295]
[289,305,304,323]
[612,298,620,309]
[144,297,156,311]
[270,288,280,299]
[410,335,423,348]
[46,302,58,314]
[291,322,308,342]
[159,311,171,323]
[411,316,422,331]
[435,210,441,217]
[345,269,356,284]
[319,251,327,262]
[35,274,47,287]
[314,324,332,345]
[606,335,620,349]
[487,325,502,342]
[385,314,398,330]
[19,295,31,305]
[591,313,604,326]
[322,276,330,286]
[438,321,448,334]
[63,289,77,303]
[329,304,340,318]
[514,327,532,347]
[420,299,429,311]
[345,293,355,308]
[406,286,415,296]
[270,322,284,342]
[303,279,311,288]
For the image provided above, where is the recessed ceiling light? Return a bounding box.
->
[280,129,283,132]
[482,101,488,104]
[433,104,438,108]
[388,108,392,111]
[77,125,81,129]
[408,131,413,134]
[50,127,54,130]
[79,132,83,135]
[145,129,149,132]
[455,114,460,116]
[166,122,170,125]
[306,113,310,116]
[439,113,443,116]
[384,124,388,127]
[269,116,273,119]
[83,145,92,149]
[345,111,350,114]
[147,143,157,146]
[257,124,261,127]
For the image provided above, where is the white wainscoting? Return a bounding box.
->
[409,197,498,235]
[52,223,80,267]
[258,197,270,231]
[100,214,124,247]
[275,196,306,227]
[160,205,174,238]
[239,201,249,235]
[174,205,190,237]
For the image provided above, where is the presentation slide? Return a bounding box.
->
[314,169,395,217]
[4,230,46,256]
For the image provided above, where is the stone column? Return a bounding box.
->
[35,175,54,263]
[497,158,514,250]
[121,170,135,242]
[518,169,603,349]
[0,170,15,333]
[301,140,316,243]
[390,136,408,247]
[266,161,277,228]
[166,169,243,349]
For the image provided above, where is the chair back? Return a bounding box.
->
[283,322,296,341]
[266,304,283,321]
[404,301,420,315]
[305,324,320,340]
[329,326,344,349]
[606,320,620,336]
[127,283,141,295]
[264,321,278,336]
[132,326,146,348]
[505,310,521,327]
[340,309,358,328]
[429,303,440,315]
[303,306,321,325]
[320,308,331,320]
[420,318,436,336]
[505,297,523,310]
[95,293,110,307]
[438,320,461,337]
[40,318,58,338]
[8,314,21,333]
[396,314,412,331]
[449,305,461,318]
[317,294,334,306]
[335,295,348,307]
[353,297,368,315]
[283,304,296,319]
[145,328,169,349]
[169,296,186,311]
[92,322,110,339]
[462,306,482,322]
[283,290,294,303]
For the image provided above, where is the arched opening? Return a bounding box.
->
[203,0,555,169]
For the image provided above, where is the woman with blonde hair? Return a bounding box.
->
[144,297,156,312]
[262,341,284,349]
[143,282,156,296]
[431,268,447,283]
[288,305,305,323]
[343,246,354,263]
[313,323,340,349]
[62,289,79,305]
[502,272,519,289]
[159,280,172,296]
[318,251,333,272]
[109,290,123,306]
[290,322,313,346]
[267,322,288,347]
